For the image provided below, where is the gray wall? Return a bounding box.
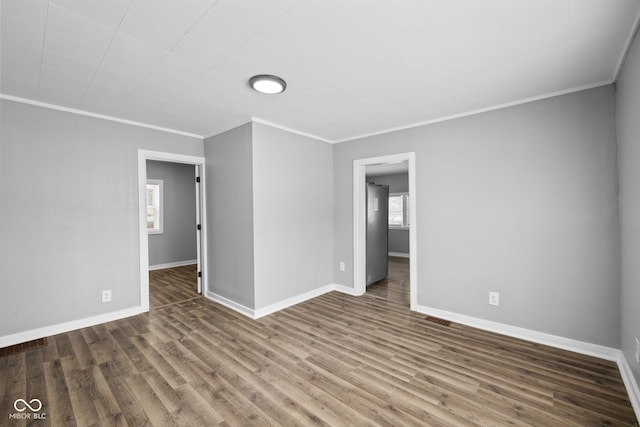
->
[367,172,409,193]
[0,100,203,336]
[333,86,621,347]
[147,160,197,267]
[367,173,410,255]
[203,121,333,311]
[204,123,255,308]
[388,230,410,256]
[252,122,333,309]
[616,29,640,383]
[0,76,633,376]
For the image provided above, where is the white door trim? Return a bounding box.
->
[353,152,417,310]
[137,150,208,312]
[195,165,203,294]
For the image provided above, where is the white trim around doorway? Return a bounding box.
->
[137,150,208,312]
[353,152,418,310]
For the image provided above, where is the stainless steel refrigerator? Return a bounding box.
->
[366,183,389,286]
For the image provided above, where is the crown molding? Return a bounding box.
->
[202,118,254,140]
[0,94,203,139]
[613,6,640,82]
[334,80,613,144]
[2,77,619,145]
[251,117,335,144]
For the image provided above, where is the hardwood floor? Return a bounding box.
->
[366,256,410,306]
[1,264,637,426]
[149,264,199,309]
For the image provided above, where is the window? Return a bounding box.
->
[146,179,163,234]
[388,192,410,228]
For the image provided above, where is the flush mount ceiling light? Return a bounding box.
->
[249,74,287,94]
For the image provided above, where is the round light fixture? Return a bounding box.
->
[249,74,287,94]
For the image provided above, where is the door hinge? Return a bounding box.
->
[198,271,202,278]
[196,176,200,183]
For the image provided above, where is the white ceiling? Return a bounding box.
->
[1,0,639,143]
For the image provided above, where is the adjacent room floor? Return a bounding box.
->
[1,261,637,425]
[149,264,199,309]
[366,256,410,306]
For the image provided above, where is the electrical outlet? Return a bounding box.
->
[489,292,499,306]
[339,262,345,272]
[102,290,112,303]
[635,337,639,364]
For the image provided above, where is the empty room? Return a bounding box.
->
[1,0,640,425]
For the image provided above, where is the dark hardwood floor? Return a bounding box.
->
[1,262,637,426]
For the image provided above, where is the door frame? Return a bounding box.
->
[137,150,207,312]
[353,152,417,310]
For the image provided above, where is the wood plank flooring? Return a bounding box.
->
[1,262,637,426]
[367,256,410,306]
[149,264,198,308]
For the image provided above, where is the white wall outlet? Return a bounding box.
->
[635,337,639,364]
[489,292,499,306]
[339,262,346,272]
[102,290,112,303]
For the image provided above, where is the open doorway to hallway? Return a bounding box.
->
[364,162,411,307]
[146,160,200,309]
[137,150,207,313]
[353,152,417,310]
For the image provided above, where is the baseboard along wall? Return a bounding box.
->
[0,307,144,349]
[414,303,640,419]
[388,252,410,258]
[2,281,637,419]
[148,259,197,271]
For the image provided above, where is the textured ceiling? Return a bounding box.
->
[1,0,639,142]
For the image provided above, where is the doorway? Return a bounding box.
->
[365,163,411,306]
[353,152,417,310]
[146,160,199,308]
[137,150,207,312]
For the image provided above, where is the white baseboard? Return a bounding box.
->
[332,283,362,296]
[149,259,197,271]
[205,291,255,318]
[0,306,144,348]
[206,284,361,320]
[618,352,640,419]
[415,304,620,361]
[388,252,410,258]
[254,285,336,318]
[3,285,635,420]
[416,303,639,420]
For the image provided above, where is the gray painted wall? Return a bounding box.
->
[252,122,333,309]
[333,86,621,347]
[0,78,633,384]
[367,172,409,193]
[147,160,197,267]
[388,231,409,256]
[0,100,203,336]
[367,173,410,254]
[616,29,640,384]
[203,123,255,308]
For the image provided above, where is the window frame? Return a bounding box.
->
[388,192,410,229]
[146,179,164,235]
